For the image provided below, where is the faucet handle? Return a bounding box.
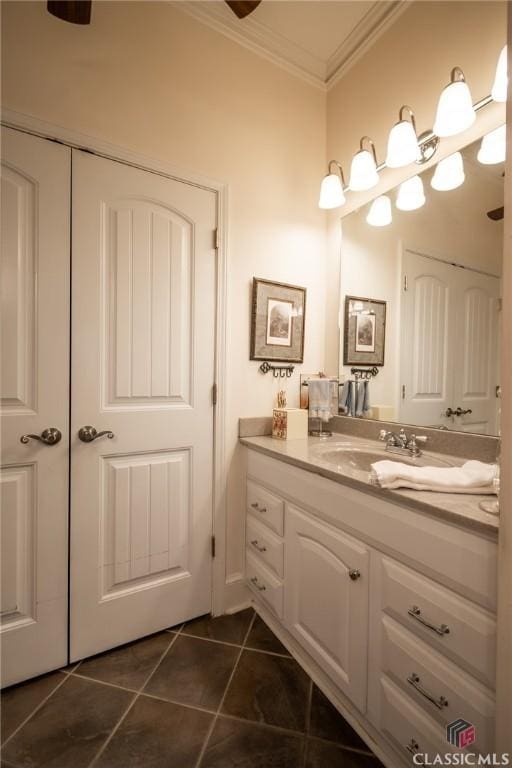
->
[379,429,389,442]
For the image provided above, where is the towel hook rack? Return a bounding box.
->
[259,361,295,378]
[350,366,379,380]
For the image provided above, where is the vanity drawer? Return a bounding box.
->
[376,676,460,766]
[376,555,496,687]
[247,480,284,536]
[246,516,284,578]
[375,615,495,755]
[246,552,283,618]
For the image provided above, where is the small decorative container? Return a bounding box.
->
[272,408,308,440]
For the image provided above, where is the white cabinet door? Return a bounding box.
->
[284,505,369,711]
[70,151,217,660]
[1,127,70,686]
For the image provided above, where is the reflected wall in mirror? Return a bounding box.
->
[339,135,504,436]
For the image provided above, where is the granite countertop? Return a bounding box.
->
[240,433,499,536]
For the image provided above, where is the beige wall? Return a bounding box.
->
[325,0,507,373]
[1,1,327,593]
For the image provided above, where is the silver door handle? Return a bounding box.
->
[20,427,62,445]
[78,426,114,443]
[250,502,267,513]
[406,739,420,755]
[250,540,267,553]
[446,407,472,417]
[250,576,266,591]
[407,673,449,710]
[408,605,450,636]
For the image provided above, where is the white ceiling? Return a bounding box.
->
[176,0,408,89]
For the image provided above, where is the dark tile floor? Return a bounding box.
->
[0,609,384,768]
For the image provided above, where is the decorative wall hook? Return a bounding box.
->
[350,366,379,380]
[259,362,295,378]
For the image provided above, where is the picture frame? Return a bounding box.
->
[250,278,306,363]
[343,295,386,366]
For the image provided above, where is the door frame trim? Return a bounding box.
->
[1,109,230,617]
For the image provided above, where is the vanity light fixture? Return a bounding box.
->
[386,106,421,168]
[433,67,476,137]
[396,175,426,211]
[318,160,346,209]
[366,195,392,227]
[477,124,506,164]
[431,151,465,191]
[492,45,508,102]
[349,137,379,191]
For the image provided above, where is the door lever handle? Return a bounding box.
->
[78,426,115,443]
[20,428,62,445]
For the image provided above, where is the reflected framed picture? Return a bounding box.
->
[343,295,386,366]
[250,278,306,362]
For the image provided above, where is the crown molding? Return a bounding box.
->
[176,1,326,90]
[326,1,409,90]
[175,1,408,92]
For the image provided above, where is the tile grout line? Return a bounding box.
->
[86,630,180,768]
[194,612,257,768]
[302,679,314,768]
[1,669,72,750]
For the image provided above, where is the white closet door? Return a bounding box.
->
[400,250,456,428]
[452,269,500,434]
[70,151,216,661]
[400,250,500,434]
[1,127,70,686]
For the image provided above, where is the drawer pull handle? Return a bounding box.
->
[406,739,420,755]
[251,502,267,513]
[407,673,449,710]
[250,576,266,591]
[408,605,450,636]
[250,540,267,553]
[349,569,361,581]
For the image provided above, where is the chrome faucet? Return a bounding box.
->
[379,428,427,457]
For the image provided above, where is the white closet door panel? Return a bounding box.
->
[0,127,70,686]
[400,251,455,428]
[71,151,216,660]
[454,272,500,434]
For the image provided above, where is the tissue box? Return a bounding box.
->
[272,408,308,440]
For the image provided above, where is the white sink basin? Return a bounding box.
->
[312,442,454,473]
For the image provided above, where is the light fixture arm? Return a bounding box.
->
[327,160,346,187]
[450,66,466,83]
[359,136,378,164]
[399,105,417,134]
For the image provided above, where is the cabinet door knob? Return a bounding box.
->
[349,569,361,581]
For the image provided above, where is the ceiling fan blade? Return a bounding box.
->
[47,1,92,24]
[487,206,504,221]
[225,1,262,19]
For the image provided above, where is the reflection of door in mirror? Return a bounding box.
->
[400,250,500,434]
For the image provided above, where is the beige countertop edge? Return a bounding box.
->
[240,436,499,537]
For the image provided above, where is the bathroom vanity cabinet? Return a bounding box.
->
[244,447,498,767]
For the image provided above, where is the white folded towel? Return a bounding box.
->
[308,379,332,423]
[370,459,498,495]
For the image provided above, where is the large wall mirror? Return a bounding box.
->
[338,127,504,437]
